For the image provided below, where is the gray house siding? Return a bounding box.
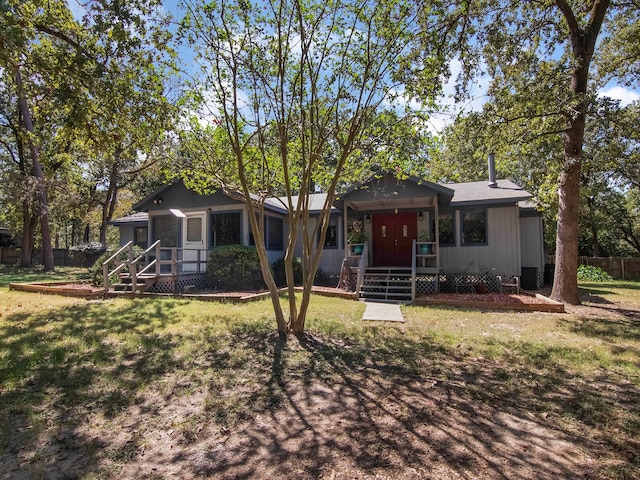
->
[118,224,137,246]
[519,214,545,288]
[439,205,521,276]
[291,214,345,276]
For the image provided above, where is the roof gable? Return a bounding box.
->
[336,173,455,211]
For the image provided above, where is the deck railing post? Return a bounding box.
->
[411,239,416,302]
[129,243,137,294]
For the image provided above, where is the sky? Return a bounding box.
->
[67,0,639,135]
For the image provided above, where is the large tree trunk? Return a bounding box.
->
[14,66,55,271]
[550,0,610,305]
[552,161,582,304]
[99,156,121,245]
[20,203,38,267]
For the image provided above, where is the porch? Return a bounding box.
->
[102,241,211,294]
[340,239,513,303]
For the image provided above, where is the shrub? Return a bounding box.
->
[272,256,303,287]
[577,264,613,282]
[90,251,117,287]
[207,245,265,291]
[69,242,107,268]
[314,268,334,287]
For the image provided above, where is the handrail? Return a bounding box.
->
[411,239,417,302]
[355,241,368,298]
[129,240,161,293]
[130,240,161,267]
[103,241,133,292]
[103,243,210,294]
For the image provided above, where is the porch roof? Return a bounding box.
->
[109,212,149,225]
[335,173,454,212]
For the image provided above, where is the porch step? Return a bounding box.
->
[359,267,412,302]
[113,274,158,293]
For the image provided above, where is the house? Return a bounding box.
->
[110,166,545,300]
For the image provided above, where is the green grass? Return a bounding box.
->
[1,269,639,478]
[0,264,90,288]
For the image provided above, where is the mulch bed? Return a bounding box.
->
[415,292,565,313]
[9,281,564,312]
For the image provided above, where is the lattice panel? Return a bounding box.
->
[148,274,209,294]
[149,276,174,294]
[437,273,501,293]
[349,272,358,291]
[416,275,438,295]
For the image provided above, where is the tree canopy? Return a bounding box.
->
[178,0,450,334]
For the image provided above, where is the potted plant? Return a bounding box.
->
[418,229,431,254]
[347,220,367,255]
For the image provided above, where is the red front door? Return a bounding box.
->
[372,213,417,266]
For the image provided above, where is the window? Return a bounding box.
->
[152,216,177,247]
[320,221,338,248]
[211,212,241,246]
[249,215,284,250]
[461,209,487,245]
[186,217,203,242]
[133,226,148,249]
[438,211,455,246]
[267,216,283,250]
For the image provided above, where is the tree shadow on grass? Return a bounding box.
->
[190,329,640,480]
[3,303,639,479]
[570,313,640,344]
[0,298,195,477]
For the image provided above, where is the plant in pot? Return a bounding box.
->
[347,220,367,255]
[418,229,432,254]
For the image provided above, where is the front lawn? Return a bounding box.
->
[1,269,638,479]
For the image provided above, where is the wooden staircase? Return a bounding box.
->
[112,273,158,293]
[359,267,412,302]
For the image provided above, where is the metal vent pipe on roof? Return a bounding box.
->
[488,153,497,188]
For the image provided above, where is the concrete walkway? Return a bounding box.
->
[361,301,404,322]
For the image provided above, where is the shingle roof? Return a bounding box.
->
[109,212,149,225]
[446,179,533,206]
[276,193,339,214]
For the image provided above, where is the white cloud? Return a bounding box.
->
[421,58,490,135]
[599,86,640,106]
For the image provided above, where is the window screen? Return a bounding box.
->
[211,212,241,246]
[438,211,455,246]
[461,210,487,245]
[186,217,202,242]
[152,216,177,247]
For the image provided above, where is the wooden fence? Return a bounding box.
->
[545,255,640,281]
[0,248,82,267]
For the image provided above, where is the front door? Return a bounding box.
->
[372,213,417,266]
[182,213,206,272]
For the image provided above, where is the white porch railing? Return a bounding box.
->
[103,242,210,292]
[354,241,368,299]
[411,239,417,302]
[103,241,133,292]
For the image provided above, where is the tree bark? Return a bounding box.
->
[20,203,38,267]
[14,66,55,271]
[99,157,121,244]
[550,0,610,305]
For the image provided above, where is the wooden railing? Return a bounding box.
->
[102,242,210,292]
[411,239,417,302]
[354,241,368,298]
[103,242,133,292]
